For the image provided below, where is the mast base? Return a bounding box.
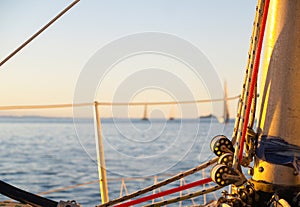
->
[252,159,300,187]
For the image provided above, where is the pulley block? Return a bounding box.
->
[211,164,238,187]
[218,153,234,167]
[210,135,234,156]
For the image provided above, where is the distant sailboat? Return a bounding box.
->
[168,105,175,121]
[223,81,230,124]
[141,104,148,121]
[215,81,230,123]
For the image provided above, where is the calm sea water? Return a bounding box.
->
[0,117,234,206]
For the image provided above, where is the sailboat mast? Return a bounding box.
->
[252,0,300,203]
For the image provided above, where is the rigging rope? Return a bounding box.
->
[97,157,218,207]
[236,0,270,163]
[231,0,265,145]
[249,84,257,129]
[0,0,80,67]
[143,185,222,207]
[114,178,212,207]
[230,0,270,169]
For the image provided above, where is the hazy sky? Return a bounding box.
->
[0,1,258,118]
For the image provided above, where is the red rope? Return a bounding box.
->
[239,0,270,162]
[114,177,212,207]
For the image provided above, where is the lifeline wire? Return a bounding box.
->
[0,95,239,110]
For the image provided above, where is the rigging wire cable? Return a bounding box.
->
[0,0,80,68]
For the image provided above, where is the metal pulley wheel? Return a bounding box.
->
[218,153,234,167]
[211,164,237,187]
[210,135,234,156]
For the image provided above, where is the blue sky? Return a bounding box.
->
[0,1,257,118]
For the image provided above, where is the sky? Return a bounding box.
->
[0,1,258,118]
